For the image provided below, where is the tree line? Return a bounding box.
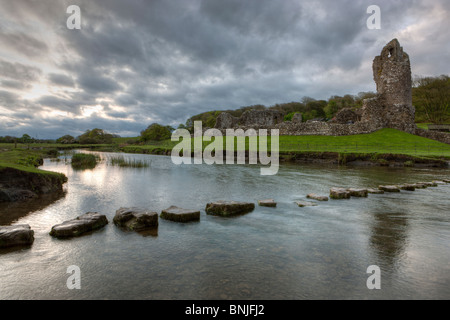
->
[2,75,447,144]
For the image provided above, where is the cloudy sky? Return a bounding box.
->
[0,0,449,138]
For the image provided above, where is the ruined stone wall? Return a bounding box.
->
[415,129,450,144]
[212,39,449,144]
[360,39,416,134]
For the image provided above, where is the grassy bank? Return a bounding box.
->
[1,128,449,172]
[115,128,450,160]
[0,148,67,202]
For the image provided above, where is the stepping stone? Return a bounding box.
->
[378,185,400,192]
[0,224,34,248]
[443,179,450,183]
[114,207,158,230]
[258,199,277,207]
[306,193,329,201]
[205,201,255,217]
[367,188,384,194]
[160,206,200,222]
[295,201,318,207]
[347,188,368,197]
[399,184,416,191]
[329,187,351,199]
[433,181,446,185]
[411,183,427,189]
[50,212,108,238]
[417,182,437,187]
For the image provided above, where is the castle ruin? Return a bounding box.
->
[215,39,419,137]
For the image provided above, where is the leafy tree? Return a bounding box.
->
[140,123,174,142]
[56,135,77,144]
[284,112,301,121]
[413,75,450,124]
[78,128,114,144]
[19,134,33,144]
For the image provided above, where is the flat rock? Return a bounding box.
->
[306,193,329,201]
[0,224,34,248]
[417,181,437,187]
[50,212,108,238]
[443,179,450,183]
[329,187,351,199]
[433,180,446,185]
[295,201,318,207]
[399,184,416,191]
[411,183,427,189]
[160,206,200,222]
[378,185,401,192]
[205,201,255,217]
[258,199,277,207]
[347,188,368,197]
[367,188,384,194]
[114,207,158,230]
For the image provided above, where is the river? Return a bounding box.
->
[1,151,449,299]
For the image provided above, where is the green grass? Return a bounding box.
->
[71,153,98,169]
[109,155,151,168]
[115,128,450,159]
[0,147,66,180]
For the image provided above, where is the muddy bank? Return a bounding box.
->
[0,167,67,203]
[116,146,449,168]
[279,152,449,168]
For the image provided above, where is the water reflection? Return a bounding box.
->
[0,191,66,225]
[0,151,449,299]
[369,211,409,271]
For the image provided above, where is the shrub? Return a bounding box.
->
[78,129,114,144]
[140,123,173,142]
[71,153,98,169]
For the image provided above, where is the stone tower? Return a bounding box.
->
[361,39,416,133]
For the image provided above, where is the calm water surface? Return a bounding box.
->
[1,151,449,299]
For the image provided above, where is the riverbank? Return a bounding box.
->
[1,128,449,202]
[0,148,67,202]
[114,128,450,168]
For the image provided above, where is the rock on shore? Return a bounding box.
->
[50,212,108,238]
[0,224,34,248]
[114,207,158,230]
[160,206,200,222]
[205,201,255,217]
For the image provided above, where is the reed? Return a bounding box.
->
[109,155,151,168]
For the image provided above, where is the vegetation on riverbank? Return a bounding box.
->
[71,153,99,170]
[1,128,449,176]
[114,128,450,160]
[109,156,151,168]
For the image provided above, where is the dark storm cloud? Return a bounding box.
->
[77,72,122,94]
[0,30,48,58]
[48,73,75,87]
[0,59,42,82]
[0,0,449,138]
